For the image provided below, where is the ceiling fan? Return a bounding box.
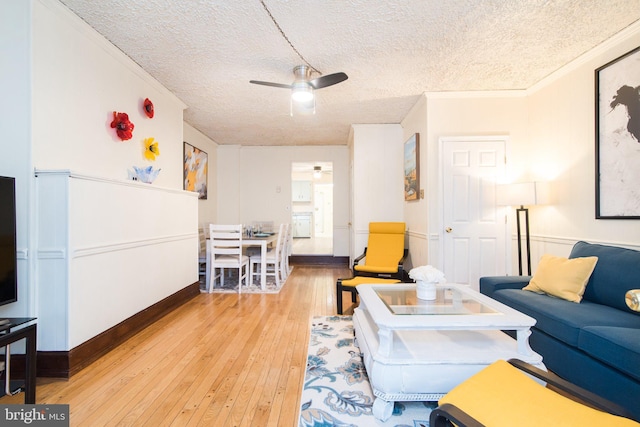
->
[250,65,348,103]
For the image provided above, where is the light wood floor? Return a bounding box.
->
[1,264,352,426]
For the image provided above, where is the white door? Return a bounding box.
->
[441,136,508,290]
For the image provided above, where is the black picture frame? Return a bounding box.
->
[595,46,640,219]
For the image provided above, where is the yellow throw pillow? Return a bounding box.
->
[523,254,598,303]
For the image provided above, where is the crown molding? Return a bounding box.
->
[527,19,640,95]
[424,90,526,99]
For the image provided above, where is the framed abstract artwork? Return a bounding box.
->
[595,46,640,219]
[404,133,420,201]
[183,142,208,199]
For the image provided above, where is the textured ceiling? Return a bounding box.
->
[59,0,640,146]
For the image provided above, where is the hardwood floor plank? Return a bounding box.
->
[205,311,275,425]
[73,308,215,425]
[242,306,297,427]
[53,299,209,409]
[255,314,297,427]
[231,312,282,426]
[1,264,350,426]
[104,302,241,426]
[157,305,255,426]
[165,298,268,427]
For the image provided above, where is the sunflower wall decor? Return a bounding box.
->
[143,137,160,161]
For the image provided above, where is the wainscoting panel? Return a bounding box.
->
[510,235,640,275]
[406,229,429,271]
[35,170,199,352]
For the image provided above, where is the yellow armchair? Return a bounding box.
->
[353,222,407,280]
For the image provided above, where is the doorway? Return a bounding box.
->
[291,162,333,255]
[440,136,508,291]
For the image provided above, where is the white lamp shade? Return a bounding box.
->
[497,182,550,206]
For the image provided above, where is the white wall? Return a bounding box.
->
[0,0,199,351]
[401,96,429,269]
[525,21,640,259]
[401,21,640,276]
[217,145,350,256]
[216,145,242,224]
[0,0,33,320]
[415,93,529,271]
[350,124,404,260]
[184,123,218,226]
[33,0,186,187]
[36,172,198,350]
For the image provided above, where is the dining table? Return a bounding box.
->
[205,232,278,291]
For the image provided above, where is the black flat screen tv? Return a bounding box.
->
[0,176,18,307]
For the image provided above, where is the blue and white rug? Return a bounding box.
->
[299,315,435,427]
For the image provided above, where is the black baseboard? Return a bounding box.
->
[290,255,349,266]
[33,281,200,378]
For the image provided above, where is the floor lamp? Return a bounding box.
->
[497,182,548,276]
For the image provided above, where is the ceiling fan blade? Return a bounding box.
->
[308,72,348,89]
[249,80,292,89]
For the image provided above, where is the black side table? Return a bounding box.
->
[0,318,37,403]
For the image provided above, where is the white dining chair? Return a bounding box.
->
[249,223,286,288]
[198,224,208,280]
[281,222,293,279]
[208,224,249,293]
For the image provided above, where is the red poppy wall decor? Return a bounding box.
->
[143,98,154,118]
[110,111,134,141]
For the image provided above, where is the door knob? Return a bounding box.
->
[445,227,453,233]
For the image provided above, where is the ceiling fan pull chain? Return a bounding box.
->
[259,0,322,75]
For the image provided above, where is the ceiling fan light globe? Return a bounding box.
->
[291,84,314,103]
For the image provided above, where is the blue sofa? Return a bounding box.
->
[480,241,640,421]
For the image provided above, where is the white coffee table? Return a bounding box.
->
[353,283,544,421]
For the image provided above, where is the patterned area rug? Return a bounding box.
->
[198,268,290,294]
[299,315,435,427]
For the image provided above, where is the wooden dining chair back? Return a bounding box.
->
[208,224,249,293]
[249,223,285,288]
[353,222,407,280]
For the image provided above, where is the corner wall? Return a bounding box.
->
[184,123,219,226]
[401,96,429,269]
[350,124,404,260]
